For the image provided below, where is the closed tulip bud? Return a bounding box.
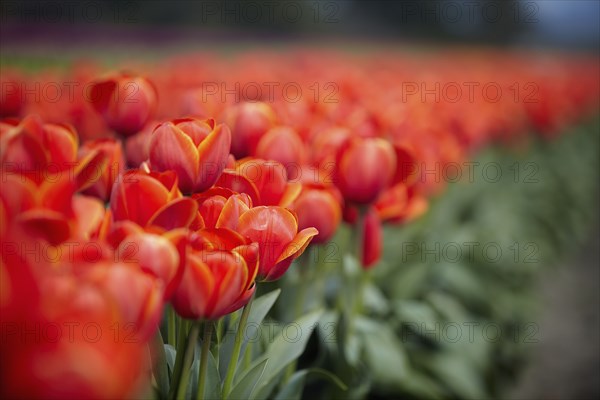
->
[148,117,231,194]
[90,73,157,137]
[237,206,318,281]
[290,186,342,244]
[334,137,396,204]
[255,126,306,180]
[79,138,125,201]
[223,102,276,158]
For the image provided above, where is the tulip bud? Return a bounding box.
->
[255,126,306,180]
[334,137,396,204]
[148,117,231,194]
[79,138,125,201]
[90,74,157,137]
[290,186,342,244]
[117,232,181,300]
[0,115,78,181]
[222,102,276,158]
[125,120,157,168]
[172,248,257,320]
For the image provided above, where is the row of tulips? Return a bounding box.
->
[1,50,599,399]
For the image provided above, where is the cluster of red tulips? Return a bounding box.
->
[1,50,598,398]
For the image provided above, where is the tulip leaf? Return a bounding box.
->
[227,359,268,400]
[357,317,408,389]
[164,344,176,376]
[219,289,281,377]
[250,309,324,399]
[274,368,348,400]
[204,351,222,400]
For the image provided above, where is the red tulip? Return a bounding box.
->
[192,187,252,230]
[116,232,181,300]
[1,248,149,399]
[124,121,156,167]
[0,115,78,180]
[237,206,318,281]
[216,158,301,207]
[334,137,396,204]
[148,117,231,194]
[90,73,157,137]
[110,169,198,231]
[255,126,306,180]
[290,186,342,244]
[222,102,276,158]
[172,229,258,319]
[79,138,125,201]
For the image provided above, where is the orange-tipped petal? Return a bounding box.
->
[195,123,231,192]
[149,197,198,230]
[149,122,199,193]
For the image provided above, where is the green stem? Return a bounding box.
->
[176,322,200,400]
[349,208,366,333]
[169,320,190,399]
[168,306,177,347]
[196,322,214,400]
[222,295,254,398]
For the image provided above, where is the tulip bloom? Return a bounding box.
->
[110,169,198,231]
[193,187,252,230]
[334,137,396,204]
[79,138,125,201]
[172,229,258,320]
[1,252,149,399]
[237,206,318,281]
[90,73,157,137]
[0,115,78,180]
[255,126,306,180]
[223,102,276,158]
[216,158,301,207]
[148,117,231,194]
[116,232,182,300]
[290,186,342,244]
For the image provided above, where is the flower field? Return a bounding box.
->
[1,48,599,399]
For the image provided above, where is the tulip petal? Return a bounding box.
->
[279,181,302,208]
[17,210,71,246]
[149,197,198,230]
[216,170,260,206]
[195,123,231,192]
[276,227,319,265]
[215,194,251,230]
[149,122,199,193]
